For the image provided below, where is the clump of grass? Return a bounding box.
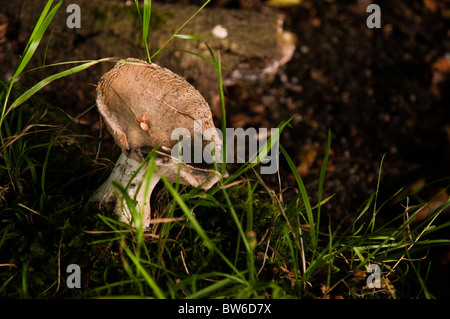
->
[1,0,450,299]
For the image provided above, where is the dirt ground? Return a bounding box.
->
[1,0,450,296]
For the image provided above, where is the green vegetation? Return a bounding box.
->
[1,0,449,299]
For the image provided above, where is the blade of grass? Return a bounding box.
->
[21,261,29,299]
[134,0,152,63]
[186,275,244,299]
[280,143,317,249]
[283,225,299,281]
[1,0,62,190]
[223,115,295,186]
[221,186,252,256]
[214,51,227,177]
[370,153,387,232]
[406,250,434,299]
[8,58,114,113]
[245,181,258,285]
[151,0,211,59]
[143,0,152,63]
[159,173,243,278]
[40,136,53,197]
[2,0,61,123]
[315,129,331,254]
[120,241,165,299]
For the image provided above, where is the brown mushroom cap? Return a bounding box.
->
[91,58,225,227]
[96,58,217,163]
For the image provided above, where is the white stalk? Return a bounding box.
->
[90,153,160,228]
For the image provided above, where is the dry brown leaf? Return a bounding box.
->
[353,269,367,278]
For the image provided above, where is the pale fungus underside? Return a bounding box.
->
[90,58,224,227]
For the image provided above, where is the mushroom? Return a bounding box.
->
[90,58,224,228]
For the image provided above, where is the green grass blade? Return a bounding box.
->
[216,52,227,178]
[134,0,152,62]
[280,144,317,249]
[2,0,61,122]
[151,0,211,59]
[8,58,114,113]
[370,153,387,232]
[221,187,251,255]
[121,243,166,299]
[159,174,242,277]
[223,115,295,186]
[143,0,152,63]
[22,154,37,186]
[186,275,242,299]
[12,1,61,80]
[315,129,331,249]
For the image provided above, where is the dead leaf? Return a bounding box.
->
[353,269,367,278]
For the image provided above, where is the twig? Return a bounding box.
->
[180,250,190,275]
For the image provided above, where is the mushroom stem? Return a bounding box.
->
[90,153,160,228]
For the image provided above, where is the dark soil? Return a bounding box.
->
[200,0,450,229]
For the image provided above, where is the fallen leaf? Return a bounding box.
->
[354,269,367,278]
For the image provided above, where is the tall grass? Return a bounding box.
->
[0,0,114,192]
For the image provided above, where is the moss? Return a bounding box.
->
[0,99,112,297]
